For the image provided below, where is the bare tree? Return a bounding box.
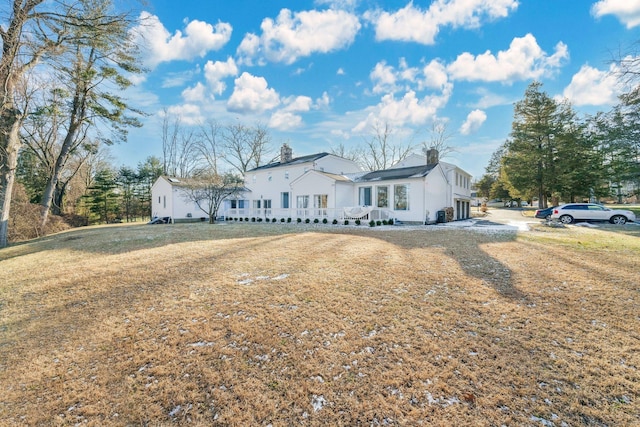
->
[180,173,244,223]
[222,122,273,174]
[418,120,457,160]
[329,142,360,162]
[359,121,413,171]
[161,111,200,178]
[196,118,223,175]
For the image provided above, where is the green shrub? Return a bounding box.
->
[332,219,338,225]
[257,217,262,222]
[344,220,349,225]
[239,217,243,222]
[272,218,277,223]
[251,217,256,222]
[280,218,285,223]
[382,219,388,225]
[305,218,310,223]
[297,218,302,223]
[244,217,249,222]
[355,219,361,226]
[313,218,319,223]
[376,220,382,226]
[322,218,328,224]
[369,220,376,227]
[287,218,292,223]
[388,219,394,225]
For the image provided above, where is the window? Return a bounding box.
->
[281,192,290,209]
[253,200,261,209]
[297,195,309,208]
[158,196,161,204]
[264,199,272,216]
[314,194,328,216]
[376,186,389,208]
[285,170,289,179]
[394,184,409,210]
[297,195,309,217]
[163,196,166,208]
[359,187,372,206]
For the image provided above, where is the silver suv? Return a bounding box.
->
[550,203,636,225]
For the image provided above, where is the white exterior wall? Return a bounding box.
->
[151,177,208,220]
[423,168,450,223]
[151,178,173,218]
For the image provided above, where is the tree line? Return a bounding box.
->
[476,74,640,208]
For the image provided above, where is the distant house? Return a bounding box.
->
[151,144,473,224]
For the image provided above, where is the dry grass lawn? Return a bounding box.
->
[0,221,639,426]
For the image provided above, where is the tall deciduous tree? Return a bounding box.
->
[222,122,273,175]
[360,121,413,171]
[0,0,140,247]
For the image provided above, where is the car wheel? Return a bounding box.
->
[559,215,573,224]
[610,215,627,225]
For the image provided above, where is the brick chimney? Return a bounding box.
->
[281,143,293,163]
[426,148,439,165]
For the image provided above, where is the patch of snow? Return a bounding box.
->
[311,395,326,412]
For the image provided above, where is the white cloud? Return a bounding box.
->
[181,82,207,103]
[353,88,452,132]
[592,0,640,28]
[237,8,361,65]
[370,58,451,94]
[460,109,487,135]
[227,72,281,114]
[447,34,569,83]
[366,0,518,45]
[420,59,450,90]
[132,12,232,68]
[370,61,399,94]
[204,57,239,96]
[269,111,304,130]
[166,103,204,125]
[561,64,622,106]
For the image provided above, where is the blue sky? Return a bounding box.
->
[119,0,640,178]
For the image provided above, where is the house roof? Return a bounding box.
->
[354,164,438,182]
[247,152,330,172]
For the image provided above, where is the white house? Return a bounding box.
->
[151,144,473,224]
[151,176,209,221]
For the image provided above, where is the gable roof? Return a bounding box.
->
[247,152,330,172]
[355,164,438,182]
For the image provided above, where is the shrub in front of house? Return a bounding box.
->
[313,218,319,223]
[251,217,256,222]
[355,219,361,226]
[297,218,302,223]
[280,218,285,223]
[376,220,382,226]
[287,218,292,223]
[332,219,338,225]
[369,220,376,227]
[239,217,243,222]
[245,217,249,222]
[257,217,263,222]
[344,220,349,225]
[382,219,388,225]
[272,218,277,223]
[305,218,310,223]
[388,219,394,225]
[322,218,328,224]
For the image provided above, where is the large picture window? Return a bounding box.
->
[394,184,409,210]
[314,194,328,216]
[376,186,388,208]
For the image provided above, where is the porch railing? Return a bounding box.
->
[222,207,393,222]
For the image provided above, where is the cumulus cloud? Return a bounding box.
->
[165,103,204,125]
[447,34,569,83]
[460,109,487,135]
[370,58,451,95]
[181,82,207,103]
[227,72,281,114]
[353,88,452,133]
[366,0,518,45]
[204,57,239,96]
[592,0,640,28]
[561,64,623,106]
[131,12,232,68]
[237,8,361,65]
